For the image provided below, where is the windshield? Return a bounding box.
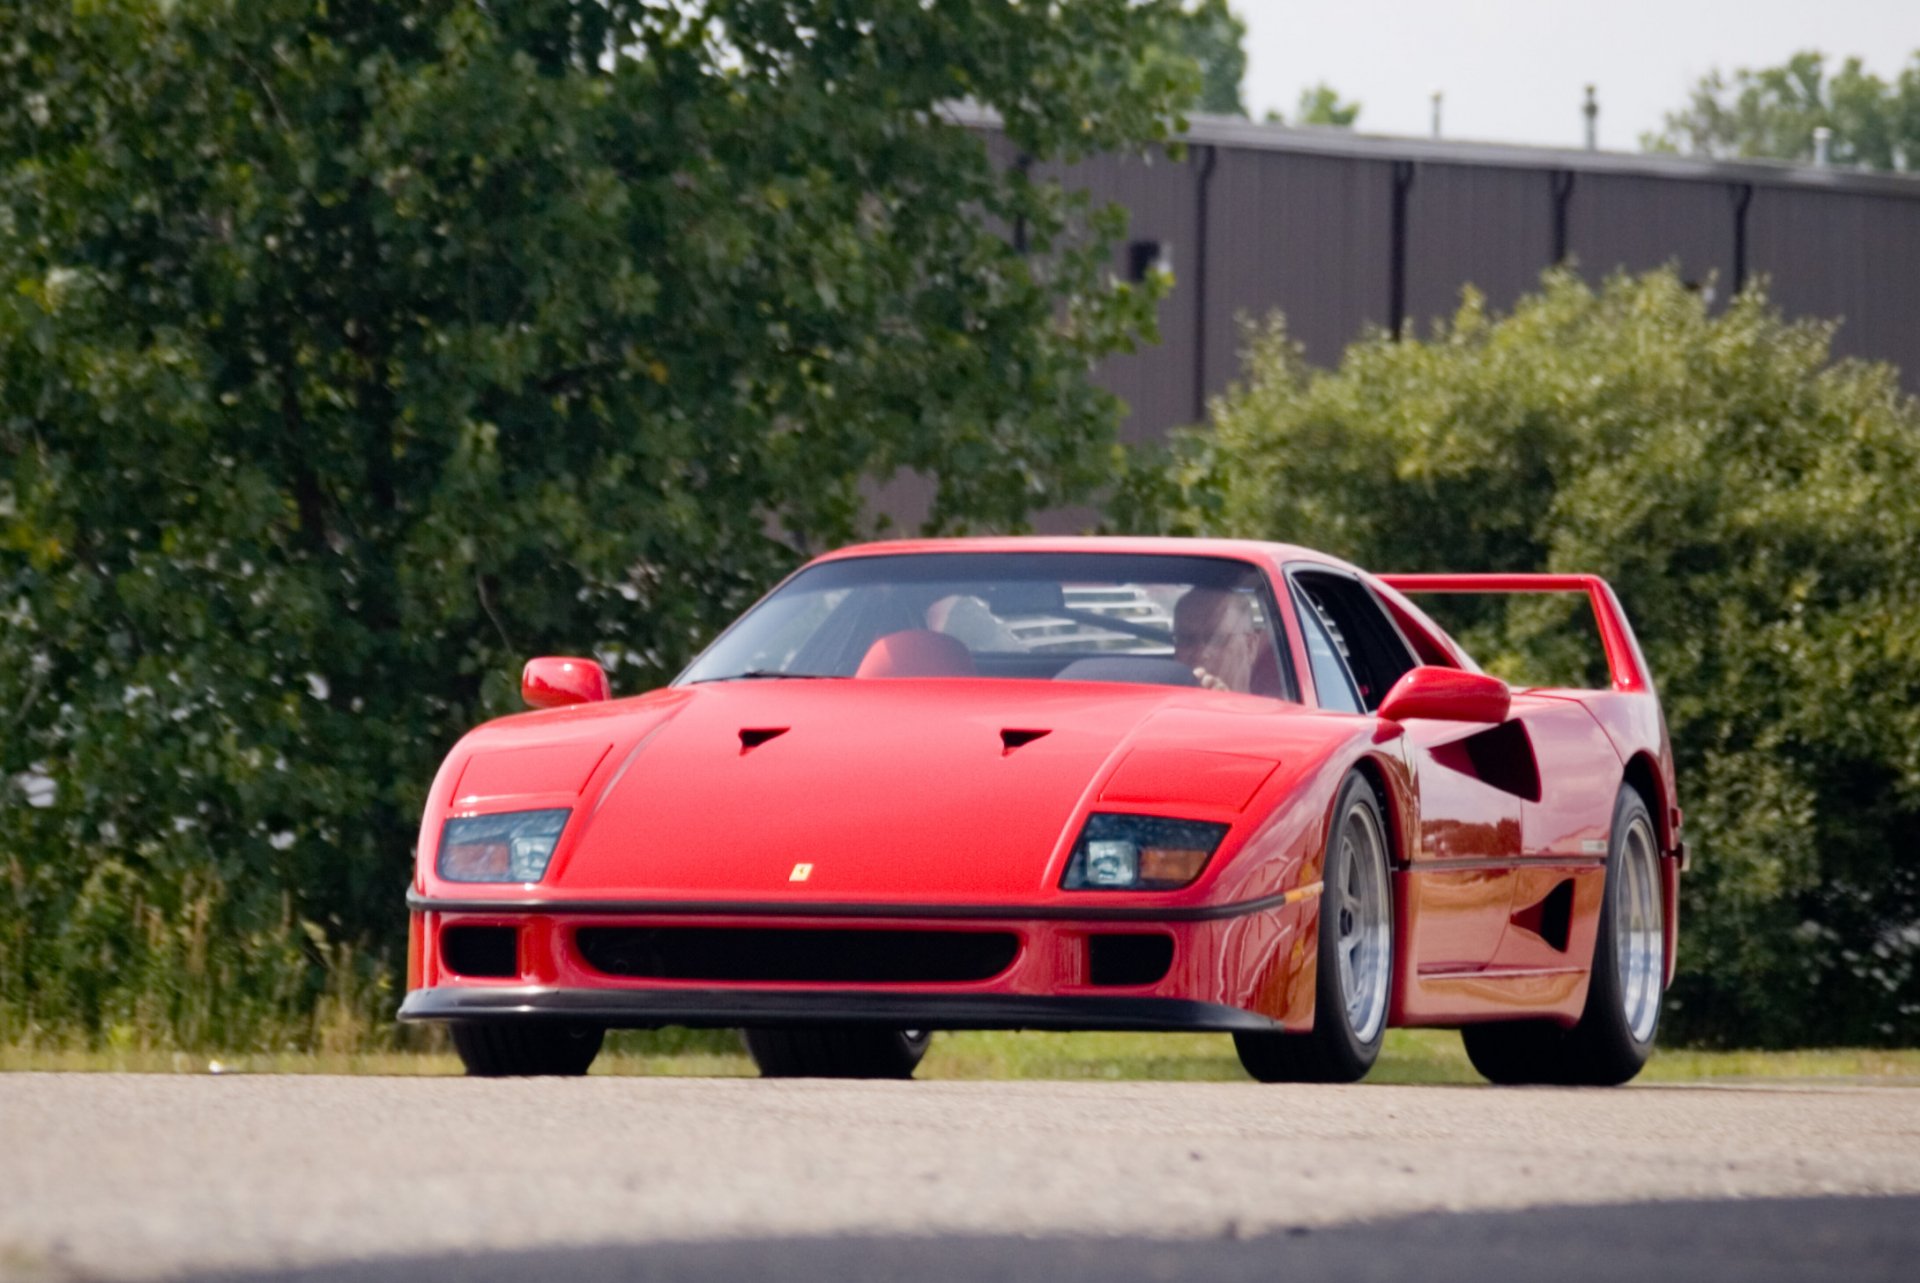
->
[678,552,1294,698]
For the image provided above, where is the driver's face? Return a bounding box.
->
[1173,588,1259,689]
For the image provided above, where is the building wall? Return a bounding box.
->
[1064,148,1203,445]
[1746,185,1920,378]
[1402,161,1559,330]
[1206,148,1399,381]
[873,120,1920,534]
[1047,122,1920,457]
[1565,172,1736,291]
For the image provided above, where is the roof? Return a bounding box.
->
[814,534,1356,571]
[946,103,1920,201]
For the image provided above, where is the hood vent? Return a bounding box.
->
[999,728,1051,755]
[738,726,789,753]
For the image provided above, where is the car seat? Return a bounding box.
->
[854,630,978,679]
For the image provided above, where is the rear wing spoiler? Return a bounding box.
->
[1377,574,1652,696]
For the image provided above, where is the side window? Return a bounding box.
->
[1293,587,1364,714]
[1293,572,1419,712]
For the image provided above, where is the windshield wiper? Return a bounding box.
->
[690,669,838,684]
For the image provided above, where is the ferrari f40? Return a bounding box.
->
[400,539,1683,1084]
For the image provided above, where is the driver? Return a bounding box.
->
[1173,587,1262,693]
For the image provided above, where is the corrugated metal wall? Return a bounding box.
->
[1047,125,1920,452]
[1747,186,1920,379]
[870,121,1920,533]
[1065,149,1202,445]
[1565,172,1736,290]
[1206,148,1398,380]
[1402,162,1558,330]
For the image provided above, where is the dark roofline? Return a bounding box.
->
[947,103,1920,201]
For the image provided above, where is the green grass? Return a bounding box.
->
[6,1027,1919,1083]
[926,1029,1920,1085]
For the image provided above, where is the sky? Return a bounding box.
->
[1238,0,1919,150]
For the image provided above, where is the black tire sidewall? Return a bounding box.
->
[451,1019,603,1076]
[742,1026,930,1078]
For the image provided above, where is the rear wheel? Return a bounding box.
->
[742,1027,931,1079]
[1235,773,1394,1084]
[1462,785,1664,1085]
[450,1020,604,1077]
[1460,1018,1571,1084]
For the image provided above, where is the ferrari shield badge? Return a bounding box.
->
[789,862,814,882]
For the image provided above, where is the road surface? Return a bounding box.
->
[3,1074,1917,1280]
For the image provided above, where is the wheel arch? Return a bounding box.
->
[1349,751,1411,871]
[1621,751,1670,851]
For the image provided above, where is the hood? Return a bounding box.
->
[436,678,1351,905]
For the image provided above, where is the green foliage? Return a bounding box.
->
[1292,83,1361,128]
[1646,49,1920,171]
[0,0,1185,1050]
[1161,0,1248,116]
[1138,270,1920,1046]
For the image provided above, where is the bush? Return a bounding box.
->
[1134,269,1920,1046]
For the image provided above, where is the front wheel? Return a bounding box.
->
[741,1027,931,1079]
[1463,785,1664,1085]
[1235,773,1394,1084]
[450,1020,604,1077]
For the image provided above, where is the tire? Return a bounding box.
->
[741,1027,932,1079]
[1235,773,1394,1084]
[1459,1018,1573,1085]
[1462,785,1664,1086]
[450,1020,604,1077]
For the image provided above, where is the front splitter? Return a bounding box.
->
[398,985,1281,1033]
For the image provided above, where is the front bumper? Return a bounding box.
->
[400,887,1319,1034]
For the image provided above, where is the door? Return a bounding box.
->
[1292,569,1519,972]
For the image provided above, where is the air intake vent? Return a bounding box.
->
[1509,879,1575,952]
[1087,933,1174,987]
[575,927,1020,984]
[1430,720,1542,802]
[738,727,788,752]
[442,925,519,978]
[1000,728,1051,754]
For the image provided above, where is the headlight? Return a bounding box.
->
[437,809,570,883]
[1060,814,1230,891]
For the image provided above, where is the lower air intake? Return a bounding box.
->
[1087,933,1174,987]
[442,925,519,978]
[575,927,1020,984]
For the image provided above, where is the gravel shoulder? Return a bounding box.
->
[3,1074,1918,1281]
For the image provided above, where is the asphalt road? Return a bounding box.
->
[3,1074,1918,1282]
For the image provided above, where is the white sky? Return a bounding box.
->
[1239,0,1920,150]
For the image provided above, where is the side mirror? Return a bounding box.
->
[521,657,610,709]
[1378,666,1510,724]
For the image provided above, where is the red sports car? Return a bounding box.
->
[400,538,1683,1085]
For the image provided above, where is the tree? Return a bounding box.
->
[1647,49,1920,171]
[1128,270,1920,1047]
[1292,83,1361,128]
[0,0,1186,1049]
[1165,0,1248,116]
